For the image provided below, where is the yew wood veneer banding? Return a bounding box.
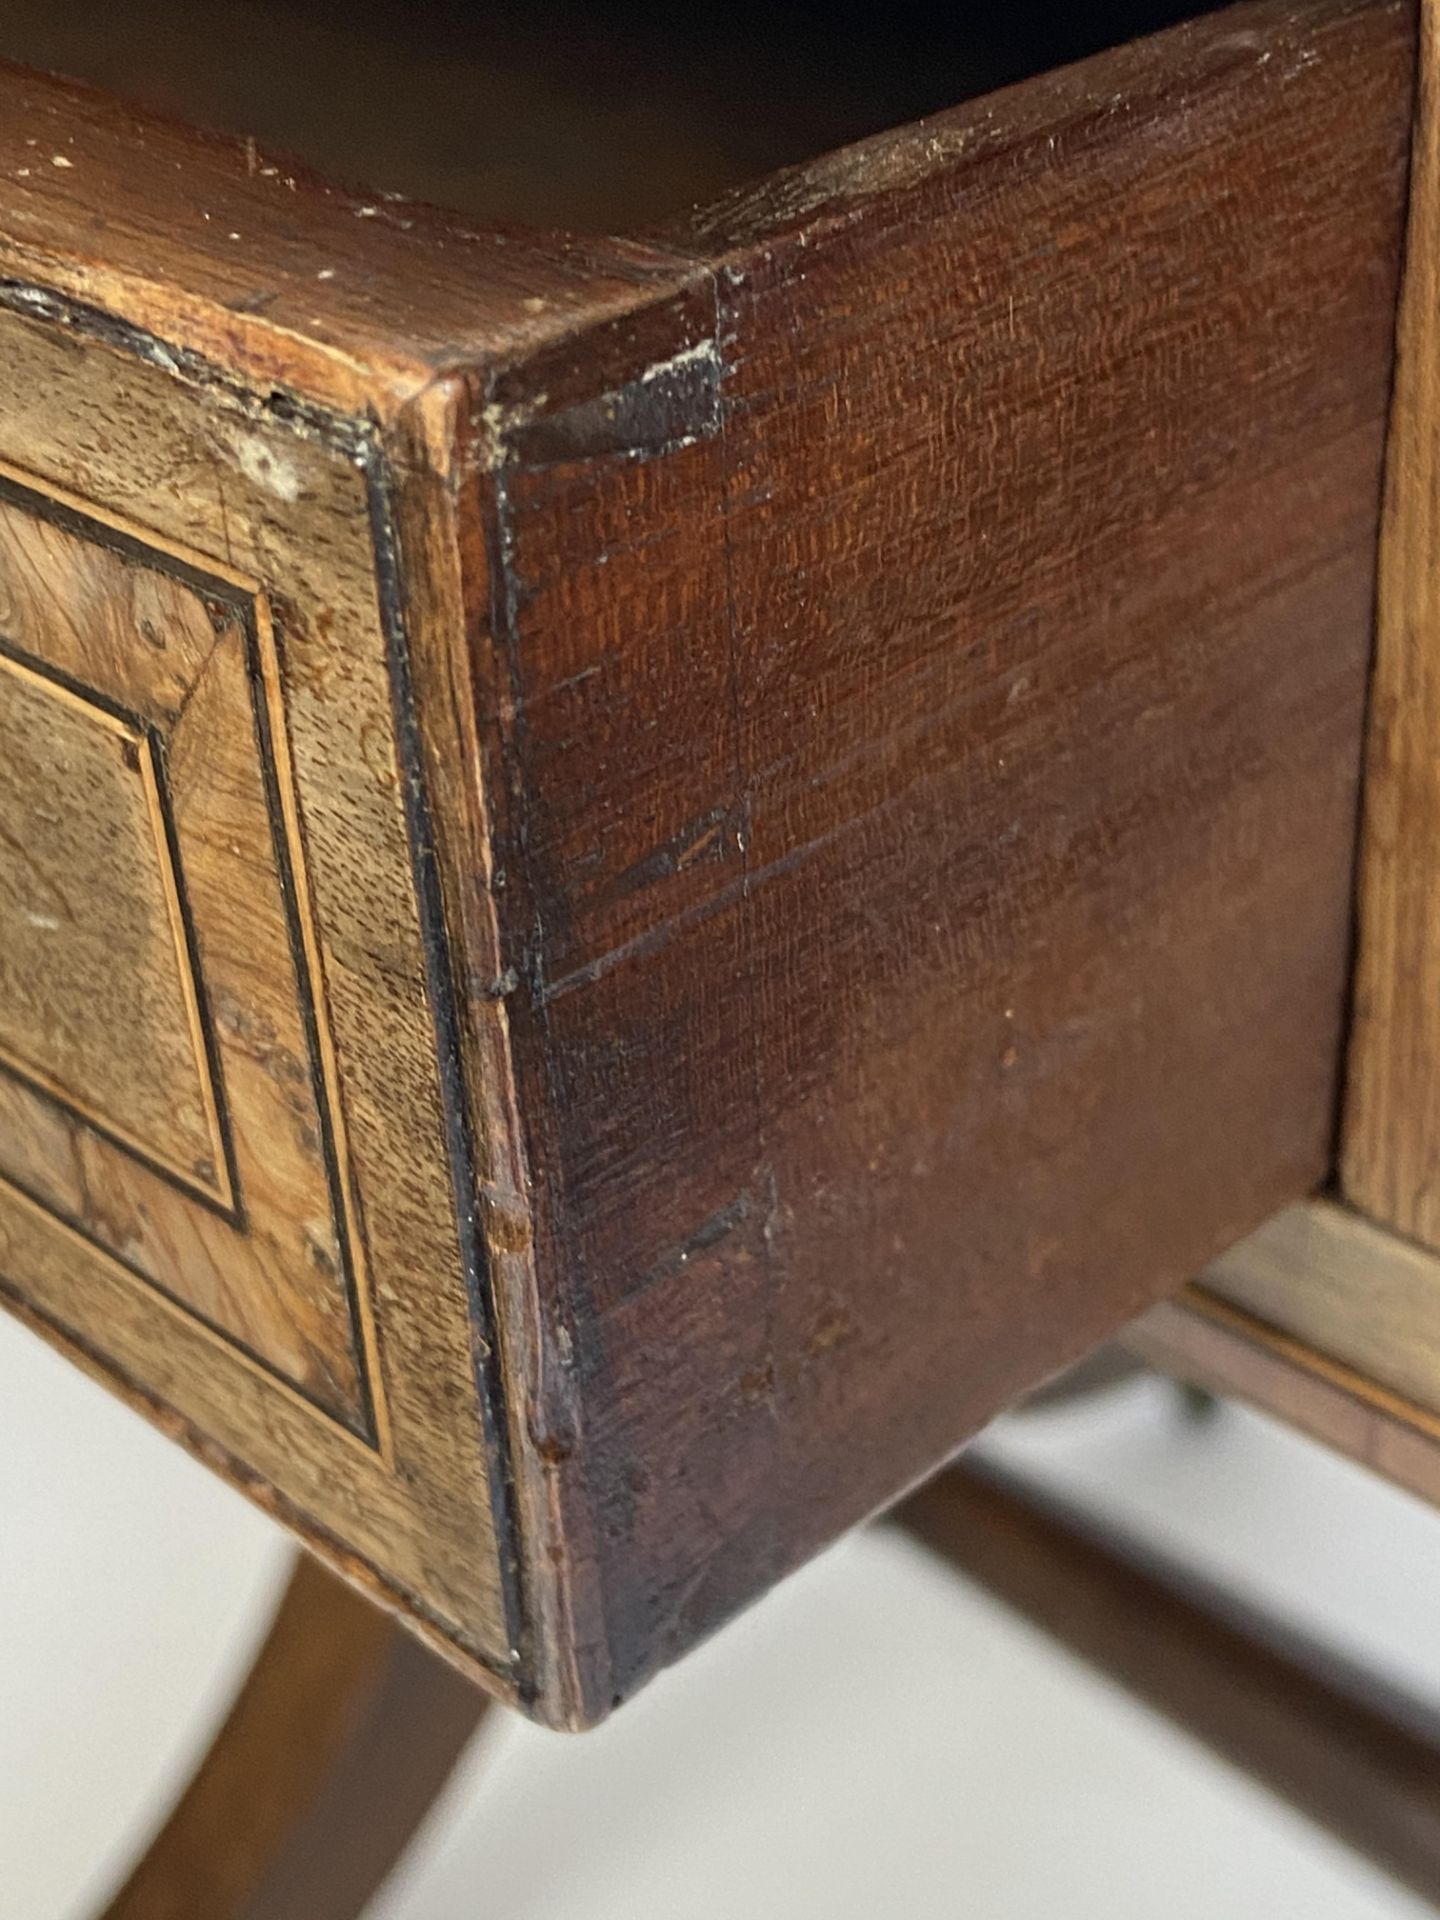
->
[0,641,235,1215]
[0,341,517,1684]
[0,473,377,1438]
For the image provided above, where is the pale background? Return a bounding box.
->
[4,1307,1438,1920]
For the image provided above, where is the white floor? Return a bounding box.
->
[3,1308,1438,1920]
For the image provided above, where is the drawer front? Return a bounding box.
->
[0,0,1416,1722]
[0,302,518,1682]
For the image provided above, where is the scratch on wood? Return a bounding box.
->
[587,802,745,912]
[635,1191,757,1297]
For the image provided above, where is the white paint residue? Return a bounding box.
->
[232,434,301,503]
[637,337,720,385]
[479,390,547,470]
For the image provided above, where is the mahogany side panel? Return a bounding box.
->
[470,0,1416,1710]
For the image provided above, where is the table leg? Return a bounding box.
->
[98,1554,488,1920]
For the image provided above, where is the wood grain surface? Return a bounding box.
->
[0,482,377,1423]
[1204,1201,1440,1422]
[101,1555,485,1920]
[1343,0,1440,1248]
[0,305,518,1687]
[470,0,1414,1712]
[1134,1216,1440,1518]
[0,0,1415,1723]
[0,644,228,1205]
[1132,1274,1440,1516]
[1136,2,1440,1523]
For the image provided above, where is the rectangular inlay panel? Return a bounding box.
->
[0,479,377,1438]
[0,647,231,1206]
